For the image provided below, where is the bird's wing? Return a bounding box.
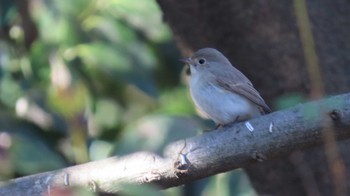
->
[216,78,272,114]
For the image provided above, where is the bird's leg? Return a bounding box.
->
[215,115,240,129]
[234,115,240,123]
[214,124,223,129]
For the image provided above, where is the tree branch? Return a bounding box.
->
[1,93,350,195]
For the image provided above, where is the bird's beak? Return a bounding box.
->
[179,57,192,65]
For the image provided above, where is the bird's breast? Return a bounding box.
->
[189,74,260,124]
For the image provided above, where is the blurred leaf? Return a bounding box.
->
[35,10,70,44]
[82,15,135,44]
[118,183,164,196]
[75,42,130,72]
[48,82,88,118]
[161,186,182,196]
[0,75,23,107]
[0,0,191,188]
[71,186,97,196]
[0,0,17,29]
[53,0,93,17]
[10,134,66,174]
[75,42,158,97]
[228,169,257,196]
[275,93,306,110]
[103,0,171,42]
[200,170,257,196]
[113,115,200,155]
[158,86,195,115]
[94,98,122,129]
[89,140,113,161]
[29,41,51,84]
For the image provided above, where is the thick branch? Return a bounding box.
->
[1,93,350,195]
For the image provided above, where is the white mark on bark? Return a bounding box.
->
[64,173,69,186]
[44,175,52,184]
[245,121,254,132]
[44,175,53,196]
[269,122,274,133]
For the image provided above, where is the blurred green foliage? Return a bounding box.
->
[274,93,306,110]
[0,0,256,195]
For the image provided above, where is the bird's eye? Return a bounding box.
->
[198,59,206,64]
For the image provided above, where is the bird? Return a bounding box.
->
[181,48,271,126]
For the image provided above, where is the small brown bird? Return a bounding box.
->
[181,48,271,125]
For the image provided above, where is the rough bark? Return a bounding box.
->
[156,0,350,195]
[1,93,350,195]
